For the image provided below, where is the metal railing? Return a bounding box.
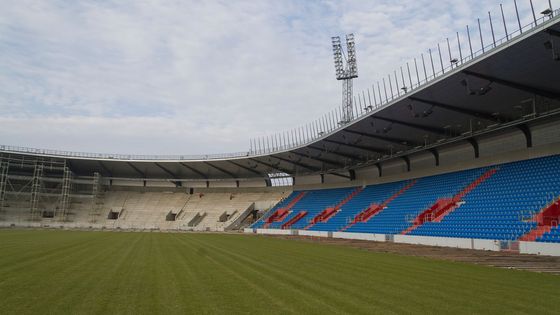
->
[2,2,558,162]
[0,144,251,161]
[249,2,559,155]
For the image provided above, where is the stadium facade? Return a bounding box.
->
[1,7,560,256]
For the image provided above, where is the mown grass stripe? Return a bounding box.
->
[0,231,559,314]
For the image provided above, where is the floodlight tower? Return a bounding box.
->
[332,34,358,124]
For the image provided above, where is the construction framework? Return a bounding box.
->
[0,154,98,224]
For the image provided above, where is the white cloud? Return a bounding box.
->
[0,0,555,154]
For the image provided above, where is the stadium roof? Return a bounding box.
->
[2,13,560,181]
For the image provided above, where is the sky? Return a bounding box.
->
[0,0,555,155]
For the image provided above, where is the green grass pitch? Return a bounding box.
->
[0,230,559,314]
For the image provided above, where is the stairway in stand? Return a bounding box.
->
[340,180,417,232]
[281,211,308,229]
[402,168,498,235]
[263,192,307,228]
[519,197,560,241]
[303,187,363,230]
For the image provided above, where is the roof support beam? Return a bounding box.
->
[342,129,419,147]
[308,145,368,161]
[467,138,480,158]
[408,96,499,122]
[373,116,448,136]
[179,162,207,179]
[322,139,386,153]
[65,159,74,172]
[429,148,440,166]
[154,163,178,179]
[402,156,411,172]
[329,171,352,180]
[290,150,346,169]
[463,70,560,99]
[126,162,145,178]
[271,155,319,172]
[546,28,560,37]
[97,161,112,177]
[204,162,236,178]
[227,160,263,176]
[518,125,533,148]
[376,163,382,177]
[249,158,294,174]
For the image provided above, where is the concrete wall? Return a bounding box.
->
[520,241,560,256]
[183,181,207,188]
[112,179,144,187]
[438,142,475,168]
[299,230,330,237]
[532,120,560,146]
[478,130,526,158]
[294,175,322,186]
[208,181,237,188]
[332,232,386,242]
[394,235,475,249]
[472,239,501,251]
[381,159,407,176]
[409,151,436,170]
[239,179,267,188]
[255,228,292,235]
[323,173,351,184]
[354,165,380,181]
[145,181,176,188]
[245,230,560,256]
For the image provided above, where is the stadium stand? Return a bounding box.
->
[251,154,560,243]
[0,190,287,231]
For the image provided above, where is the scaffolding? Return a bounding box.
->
[0,161,9,218]
[56,166,72,222]
[29,163,44,221]
[89,172,104,223]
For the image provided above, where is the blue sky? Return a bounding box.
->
[0,0,555,154]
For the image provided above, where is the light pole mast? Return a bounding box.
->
[332,34,358,124]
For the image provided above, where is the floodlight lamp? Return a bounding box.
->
[450,58,458,64]
[422,109,433,117]
[477,85,492,96]
[541,8,553,15]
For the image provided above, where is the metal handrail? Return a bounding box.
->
[2,6,558,161]
[249,6,560,155]
[0,144,250,161]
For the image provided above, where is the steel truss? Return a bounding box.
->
[55,166,72,222]
[29,163,43,221]
[89,172,104,223]
[0,161,8,219]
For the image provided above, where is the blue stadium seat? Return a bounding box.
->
[251,155,560,242]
